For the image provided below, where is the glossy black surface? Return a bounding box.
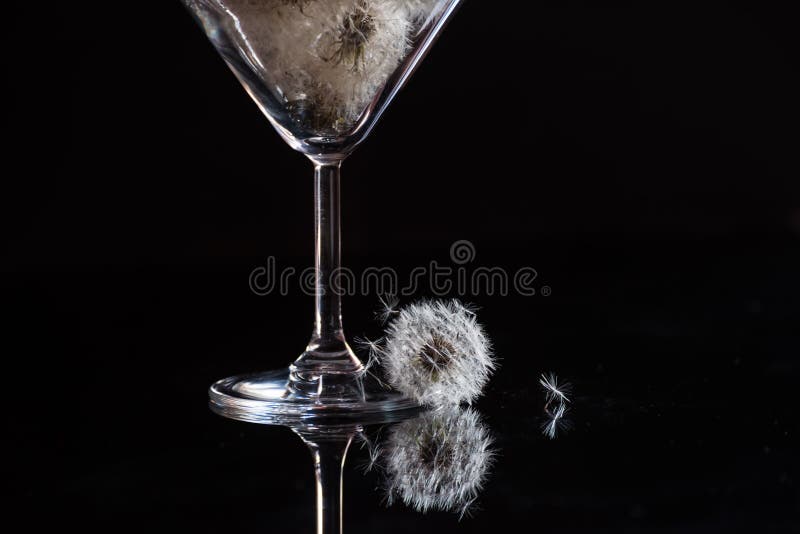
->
[7,244,799,532]
[5,2,799,532]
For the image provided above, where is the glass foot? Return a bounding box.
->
[209,368,421,425]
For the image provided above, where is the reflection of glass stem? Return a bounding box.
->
[296,427,357,534]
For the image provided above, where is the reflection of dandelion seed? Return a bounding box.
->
[355,428,383,473]
[541,401,572,439]
[383,407,494,518]
[383,299,495,406]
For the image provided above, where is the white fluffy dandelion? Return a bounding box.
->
[382,299,495,406]
[208,0,435,133]
[383,406,494,518]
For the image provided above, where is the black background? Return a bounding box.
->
[4,1,799,532]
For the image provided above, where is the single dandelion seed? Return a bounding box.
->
[539,372,572,403]
[382,407,494,517]
[375,293,400,324]
[353,335,389,389]
[382,299,495,406]
[353,335,385,362]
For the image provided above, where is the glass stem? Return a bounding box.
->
[312,161,345,350]
[290,160,362,395]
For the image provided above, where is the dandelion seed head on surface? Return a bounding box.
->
[382,299,495,406]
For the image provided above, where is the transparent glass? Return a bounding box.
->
[183,0,464,422]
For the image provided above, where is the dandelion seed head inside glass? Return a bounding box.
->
[217,0,414,134]
[383,299,495,406]
[328,0,377,70]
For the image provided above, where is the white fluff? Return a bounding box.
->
[382,299,495,406]
[541,401,571,439]
[375,293,400,324]
[539,372,573,439]
[539,372,572,404]
[383,407,494,517]
[207,0,443,133]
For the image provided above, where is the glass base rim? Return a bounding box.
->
[209,368,422,425]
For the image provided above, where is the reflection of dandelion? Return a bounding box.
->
[355,427,384,473]
[382,299,495,406]
[383,407,494,518]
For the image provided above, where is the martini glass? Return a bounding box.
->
[183,0,464,422]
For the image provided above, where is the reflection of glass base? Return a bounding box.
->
[209,368,421,425]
